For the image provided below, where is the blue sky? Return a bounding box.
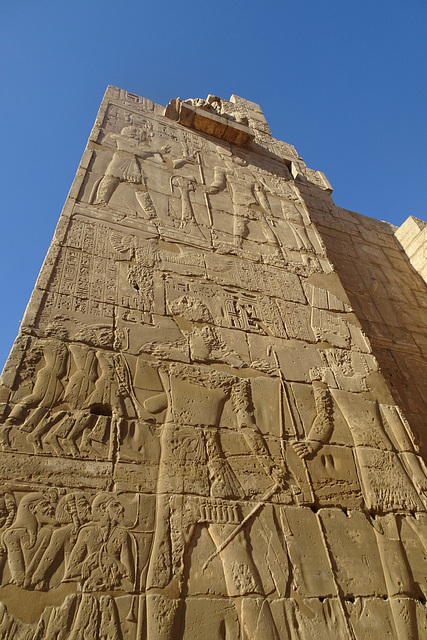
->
[1,0,426,369]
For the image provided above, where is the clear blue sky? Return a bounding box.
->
[1,0,426,370]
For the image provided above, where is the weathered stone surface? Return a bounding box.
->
[0,86,425,639]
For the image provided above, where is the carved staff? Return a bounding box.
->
[196,151,213,227]
[116,353,145,420]
[274,369,357,639]
[202,481,280,571]
[271,348,314,503]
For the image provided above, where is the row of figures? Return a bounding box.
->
[0,327,138,457]
[87,123,323,263]
[0,489,134,592]
[0,594,123,640]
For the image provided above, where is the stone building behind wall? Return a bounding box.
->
[0,87,426,639]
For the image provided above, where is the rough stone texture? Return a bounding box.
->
[0,86,425,639]
[395,216,427,284]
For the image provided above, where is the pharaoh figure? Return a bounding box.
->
[293,380,427,640]
[208,147,284,259]
[92,124,199,220]
[0,324,69,450]
[92,124,167,218]
[142,296,288,640]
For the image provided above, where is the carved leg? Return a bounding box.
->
[0,424,13,450]
[5,402,29,425]
[94,175,119,205]
[389,597,419,640]
[146,594,182,640]
[0,402,31,447]
[295,225,315,252]
[2,531,25,586]
[64,411,97,456]
[43,411,77,456]
[257,214,279,247]
[146,494,197,640]
[28,410,62,452]
[21,406,49,434]
[209,525,280,640]
[68,593,99,638]
[240,596,281,640]
[373,514,419,640]
[80,414,110,456]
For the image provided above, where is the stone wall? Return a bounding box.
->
[0,87,425,639]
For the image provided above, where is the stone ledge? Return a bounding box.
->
[165,98,255,148]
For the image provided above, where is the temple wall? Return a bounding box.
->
[0,87,425,639]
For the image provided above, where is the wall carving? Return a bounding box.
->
[0,87,425,638]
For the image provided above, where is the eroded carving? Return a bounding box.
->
[209,147,286,260]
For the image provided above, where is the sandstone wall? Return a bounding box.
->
[0,87,425,639]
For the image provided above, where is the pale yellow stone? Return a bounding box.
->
[0,87,425,640]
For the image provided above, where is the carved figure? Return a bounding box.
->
[29,491,91,590]
[63,342,98,409]
[169,175,198,228]
[209,147,284,258]
[0,330,69,450]
[92,124,199,219]
[92,125,167,218]
[37,348,139,458]
[0,492,16,583]
[65,492,134,591]
[3,492,56,587]
[84,351,136,420]
[39,341,99,456]
[142,298,286,640]
[293,383,427,640]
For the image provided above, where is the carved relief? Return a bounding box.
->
[0,487,137,595]
[139,302,297,638]
[208,147,286,260]
[0,326,69,451]
[0,88,426,639]
[91,125,167,218]
[293,384,427,638]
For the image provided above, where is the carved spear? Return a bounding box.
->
[196,151,213,227]
[271,347,314,504]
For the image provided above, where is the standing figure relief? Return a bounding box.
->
[138,296,293,640]
[91,125,169,218]
[91,124,200,225]
[293,380,427,640]
[29,491,91,590]
[2,492,57,588]
[208,147,285,259]
[65,492,135,592]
